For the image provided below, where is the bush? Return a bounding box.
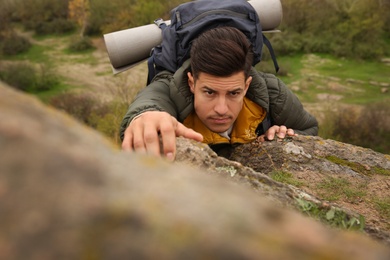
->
[49,92,100,124]
[0,62,59,92]
[302,33,333,54]
[0,62,36,91]
[49,91,129,145]
[89,101,129,145]
[1,34,31,56]
[320,102,390,154]
[16,0,72,35]
[268,31,304,56]
[34,19,75,35]
[356,102,390,154]
[68,36,95,52]
[35,64,60,92]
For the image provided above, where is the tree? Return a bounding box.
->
[277,0,388,59]
[12,0,73,35]
[0,0,12,33]
[68,0,90,37]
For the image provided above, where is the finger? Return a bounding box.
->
[276,125,287,138]
[143,122,162,157]
[159,119,178,161]
[175,122,203,142]
[257,135,266,142]
[287,128,296,136]
[266,126,278,140]
[131,121,147,154]
[122,128,134,151]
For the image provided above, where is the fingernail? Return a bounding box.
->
[166,152,175,162]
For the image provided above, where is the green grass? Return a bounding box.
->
[316,55,389,83]
[275,54,305,81]
[8,44,52,63]
[1,31,102,102]
[32,30,76,41]
[7,32,98,65]
[274,53,390,105]
[33,81,75,103]
[373,198,390,221]
[373,167,390,176]
[325,156,390,176]
[269,170,304,187]
[316,176,367,203]
[325,156,371,175]
[295,198,365,231]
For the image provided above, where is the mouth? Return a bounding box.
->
[209,117,231,124]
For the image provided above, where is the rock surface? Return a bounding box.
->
[1,83,390,259]
[229,136,390,244]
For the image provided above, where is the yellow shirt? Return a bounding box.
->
[183,97,266,145]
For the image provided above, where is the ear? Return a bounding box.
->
[187,72,195,93]
[244,76,252,94]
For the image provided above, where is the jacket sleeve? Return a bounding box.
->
[119,72,178,141]
[265,74,318,136]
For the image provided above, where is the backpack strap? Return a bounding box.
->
[147,19,168,85]
[147,52,156,85]
[263,34,279,73]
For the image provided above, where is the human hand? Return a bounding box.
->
[122,111,203,161]
[257,125,297,142]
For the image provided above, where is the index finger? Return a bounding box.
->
[159,118,179,161]
[175,122,203,142]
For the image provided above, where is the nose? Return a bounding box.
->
[214,96,228,115]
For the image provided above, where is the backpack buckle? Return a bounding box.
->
[154,18,166,28]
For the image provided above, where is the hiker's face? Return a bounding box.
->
[188,71,251,133]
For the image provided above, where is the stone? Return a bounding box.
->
[1,83,390,259]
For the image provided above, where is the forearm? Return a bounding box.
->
[292,115,319,136]
[119,80,177,141]
[270,80,318,136]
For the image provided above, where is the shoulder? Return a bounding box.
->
[254,70,287,93]
[253,70,293,104]
[153,60,190,90]
[151,60,194,120]
[246,68,288,111]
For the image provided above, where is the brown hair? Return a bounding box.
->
[190,26,254,80]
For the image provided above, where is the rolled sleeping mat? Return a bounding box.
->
[104,0,283,74]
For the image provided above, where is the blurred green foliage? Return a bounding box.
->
[320,101,390,154]
[68,36,95,52]
[1,0,389,59]
[0,33,31,55]
[0,62,59,92]
[272,0,390,59]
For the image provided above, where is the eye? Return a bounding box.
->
[204,90,214,95]
[229,91,240,96]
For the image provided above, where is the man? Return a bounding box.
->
[120,27,318,161]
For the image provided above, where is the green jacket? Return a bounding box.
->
[120,60,318,141]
